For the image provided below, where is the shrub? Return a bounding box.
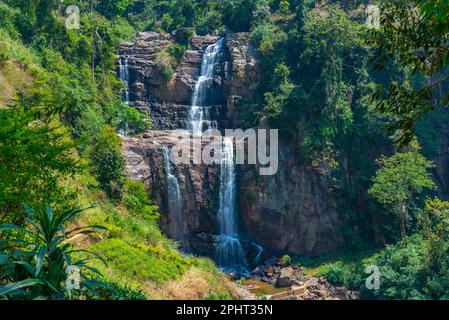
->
[325,263,352,286]
[0,205,108,300]
[123,180,160,220]
[358,235,429,300]
[105,99,149,134]
[90,282,147,300]
[86,126,126,202]
[155,49,176,81]
[281,255,292,265]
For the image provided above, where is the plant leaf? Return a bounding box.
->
[35,246,47,276]
[0,279,44,296]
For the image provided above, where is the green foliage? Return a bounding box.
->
[123,180,160,220]
[278,0,291,15]
[369,147,435,238]
[89,281,147,300]
[155,48,177,81]
[87,239,189,286]
[325,262,353,287]
[0,205,108,300]
[419,198,449,298]
[251,3,373,159]
[361,235,430,300]
[153,42,188,81]
[97,0,136,20]
[369,0,449,145]
[0,106,78,215]
[281,255,291,264]
[251,23,286,55]
[222,0,261,32]
[204,292,233,300]
[105,99,149,134]
[320,200,449,300]
[86,126,126,202]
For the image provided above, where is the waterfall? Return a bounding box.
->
[119,57,130,105]
[189,39,223,135]
[215,137,249,274]
[118,57,130,136]
[188,39,248,273]
[155,142,185,247]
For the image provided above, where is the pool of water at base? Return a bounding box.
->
[243,278,286,297]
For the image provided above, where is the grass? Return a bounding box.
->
[0,22,235,300]
[292,248,380,277]
[87,239,189,286]
[67,173,236,299]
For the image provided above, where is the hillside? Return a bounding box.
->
[1,0,449,302]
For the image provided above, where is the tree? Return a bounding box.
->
[251,0,271,29]
[369,147,435,238]
[222,0,259,32]
[420,198,449,267]
[0,106,78,216]
[370,0,449,145]
[97,0,135,21]
[86,126,126,202]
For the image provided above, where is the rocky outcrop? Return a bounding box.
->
[239,144,343,256]
[190,233,266,267]
[123,131,221,241]
[121,30,344,260]
[118,32,224,130]
[246,258,358,300]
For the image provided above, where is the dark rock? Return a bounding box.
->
[264,257,277,267]
[305,277,320,289]
[310,289,328,299]
[121,30,345,265]
[331,286,349,300]
[290,279,304,286]
[275,267,294,288]
[348,292,360,300]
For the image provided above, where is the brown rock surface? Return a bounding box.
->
[121,31,344,260]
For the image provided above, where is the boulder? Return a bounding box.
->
[331,286,349,300]
[275,267,294,288]
[305,277,320,289]
[310,289,328,299]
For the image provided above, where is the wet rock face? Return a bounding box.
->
[220,34,343,257]
[121,30,344,259]
[190,233,265,268]
[123,131,221,241]
[118,32,223,130]
[239,144,344,256]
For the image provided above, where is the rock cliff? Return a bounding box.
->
[120,31,344,259]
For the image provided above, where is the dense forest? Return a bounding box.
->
[1,0,449,301]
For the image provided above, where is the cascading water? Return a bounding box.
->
[215,137,249,274]
[119,57,130,105]
[189,39,223,135]
[155,142,186,247]
[188,39,249,274]
[118,57,130,136]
